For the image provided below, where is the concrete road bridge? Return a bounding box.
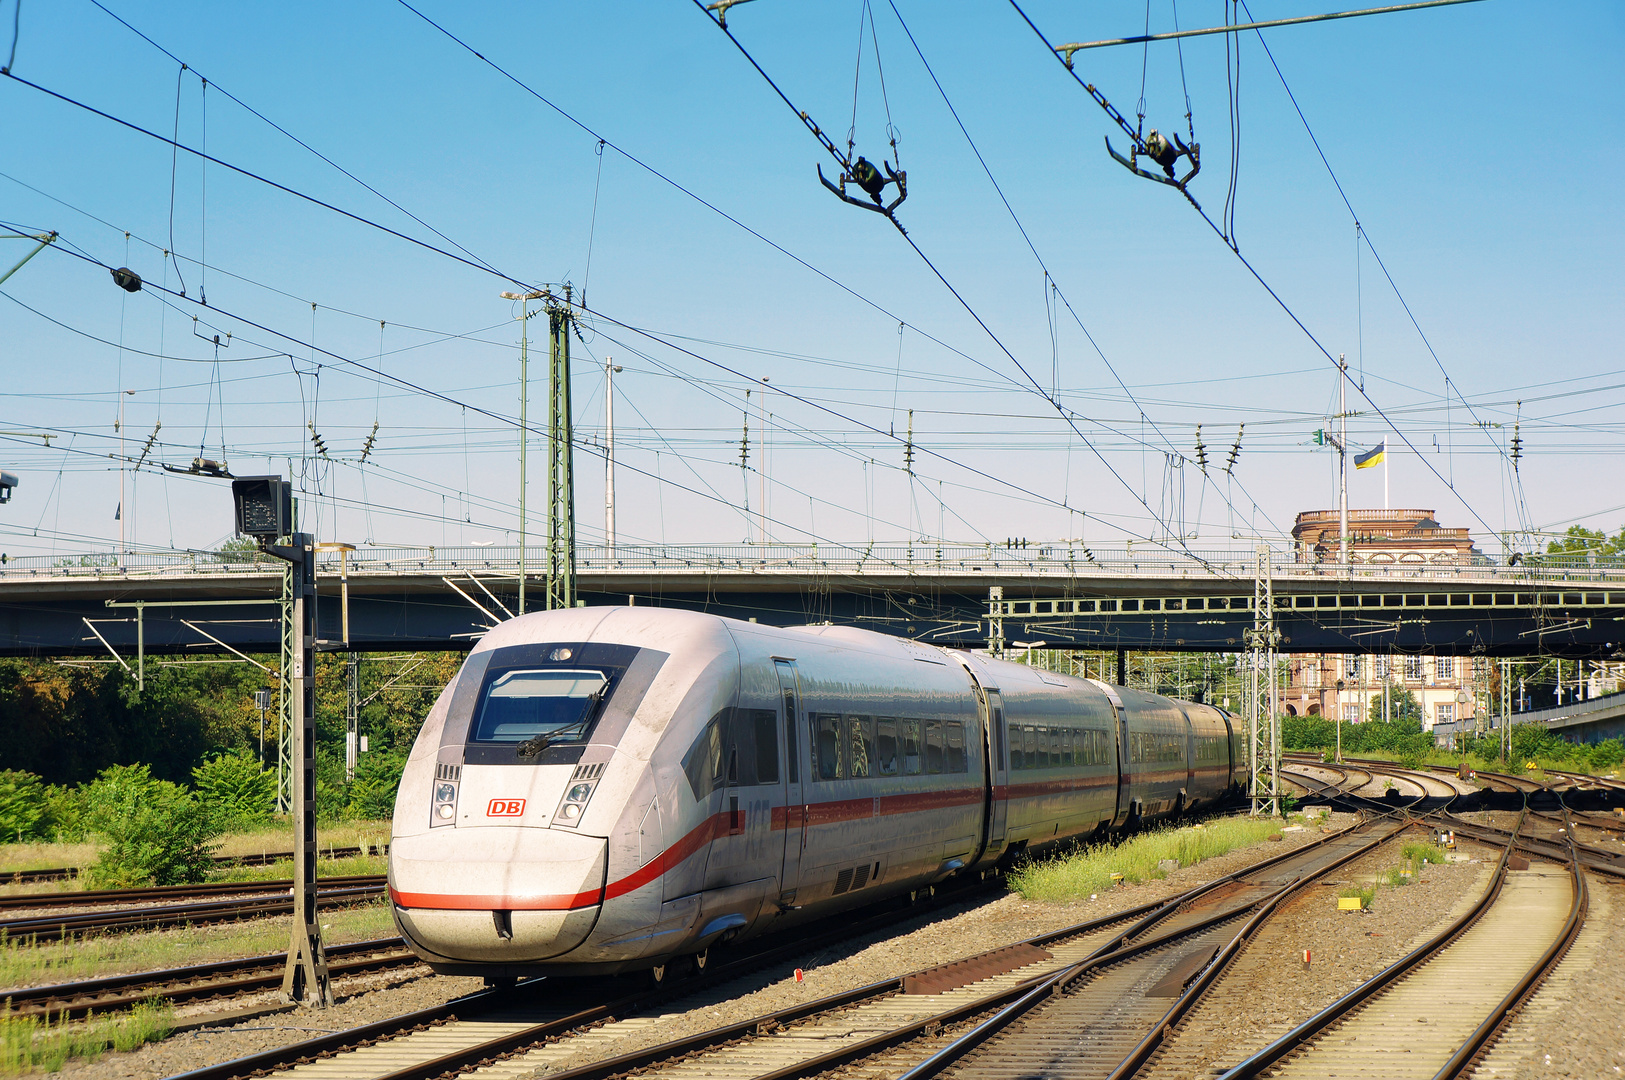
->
[3,542,1624,663]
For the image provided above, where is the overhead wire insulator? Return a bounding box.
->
[359,421,379,464]
[1194,425,1207,474]
[308,422,329,460]
[1225,423,1244,475]
[903,408,915,475]
[1510,422,1522,469]
[135,422,162,469]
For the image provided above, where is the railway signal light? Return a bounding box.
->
[232,476,292,543]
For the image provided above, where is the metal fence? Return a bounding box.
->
[5,542,1624,585]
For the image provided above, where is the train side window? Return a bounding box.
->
[925,720,945,774]
[993,708,1006,771]
[1008,723,1024,771]
[748,709,779,785]
[945,721,968,774]
[875,718,899,776]
[813,713,843,780]
[681,709,727,797]
[847,715,875,778]
[901,719,922,774]
[1022,726,1036,770]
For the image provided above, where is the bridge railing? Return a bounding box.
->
[4,543,1625,585]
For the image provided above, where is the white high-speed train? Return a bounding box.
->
[388,607,1242,980]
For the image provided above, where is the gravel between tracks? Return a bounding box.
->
[42,814,1355,1080]
[1140,832,1500,1080]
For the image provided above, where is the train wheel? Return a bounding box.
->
[693,948,709,972]
[648,963,667,986]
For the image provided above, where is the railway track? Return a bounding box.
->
[165,869,1013,1080]
[0,937,419,1021]
[0,844,388,887]
[1220,809,1587,1079]
[0,873,386,911]
[0,878,387,942]
[201,815,1413,1080]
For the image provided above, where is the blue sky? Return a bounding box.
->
[1,0,1620,560]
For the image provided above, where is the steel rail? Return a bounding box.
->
[0,884,386,941]
[1434,811,1589,1078]
[893,815,1413,1080]
[162,872,1006,1080]
[1,937,417,1021]
[1439,814,1625,880]
[0,844,387,886]
[1219,810,1529,1078]
[0,873,385,911]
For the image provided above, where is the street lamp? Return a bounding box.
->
[501,290,546,614]
[1335,679,1345,763]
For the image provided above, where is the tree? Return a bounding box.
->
[1545,525,1625,558]
[193,748,277,829]
[1368,683,1422,725]
[0,770,47,842]
[81,763,220,887]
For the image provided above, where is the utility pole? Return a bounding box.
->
[605,358,621,554]
[345,653,360,783]
[1246,544,1282,816]
[501,290,546,615]
[546,287,577,609]
[280,530,330,1004]
[231,475,330,1008]
[1338,355,1349,565]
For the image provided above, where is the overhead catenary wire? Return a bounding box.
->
[1008,0,1508,548]
[886,0,1255,539]
[1232,0,1533,539]
[692,0,1213,566]
[29,232,1066,559]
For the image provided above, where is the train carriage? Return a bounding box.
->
[389,607,1241,980]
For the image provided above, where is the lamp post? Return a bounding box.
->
[501,290,546,614]
[1334,679,1345,763]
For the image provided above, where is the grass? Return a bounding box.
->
[0,820,391,894]
[1401,841,1450,868]
[1009,817,1286,902]
[212,852,389,883]
[0,998,172,1074]
[0,898,396,989]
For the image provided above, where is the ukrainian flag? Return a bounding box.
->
[1355,440,1386,469]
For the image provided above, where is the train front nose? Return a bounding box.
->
[389,826,606,963]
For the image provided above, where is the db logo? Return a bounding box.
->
[487,798,526,817]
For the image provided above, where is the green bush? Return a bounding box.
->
[81,764,221,888]
[192,748,277,830]
[0,770,48,842]
[346,750,407,820]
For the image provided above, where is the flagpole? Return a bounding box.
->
[1384,433,1390,510]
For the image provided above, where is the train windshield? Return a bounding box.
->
[470,669,608,743]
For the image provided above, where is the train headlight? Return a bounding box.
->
[431,770,460,828]
[553,779,597,827]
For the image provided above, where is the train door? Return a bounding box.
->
[773,659,806,905]
[980,688,1009,862]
